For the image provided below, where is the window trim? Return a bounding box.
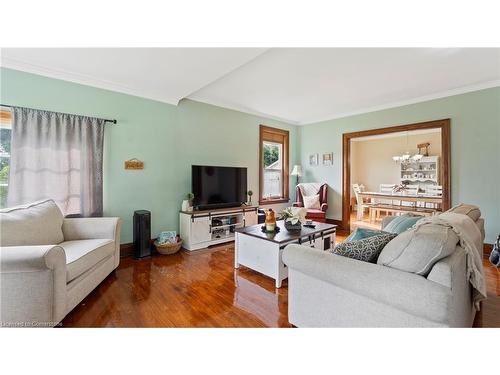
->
[259,125,289,205]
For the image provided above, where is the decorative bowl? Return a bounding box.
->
[284,221,302,231]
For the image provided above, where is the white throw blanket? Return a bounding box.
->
[415,212,487,309]
[298,182,323,198]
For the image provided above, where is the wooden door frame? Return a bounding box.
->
[342,119,451,231]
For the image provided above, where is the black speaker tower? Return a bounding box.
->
[133,210,151,258]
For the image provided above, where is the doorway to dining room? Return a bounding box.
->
[342,119,451,231]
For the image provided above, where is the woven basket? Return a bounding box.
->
[154,239,183,255]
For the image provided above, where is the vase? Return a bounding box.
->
[181,200,189,211]
[284,221,302,231]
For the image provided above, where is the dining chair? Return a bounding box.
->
[402,184,420,207]
[352,183,373,221]
[376,184,397,219]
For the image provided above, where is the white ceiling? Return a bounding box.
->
[2,48,499,125]
[0,48,267,104]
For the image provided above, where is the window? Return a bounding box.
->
[259,125,289,204]
[0,110,11,208]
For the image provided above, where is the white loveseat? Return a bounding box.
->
[0,199,121,327]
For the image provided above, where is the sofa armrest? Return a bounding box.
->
[283,244,451,323]
[63,217,121,241]
[0,245,67,325]
[292,202,303,207]
[320,203,328,212]
[1,245,66,272]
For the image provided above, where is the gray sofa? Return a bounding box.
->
[283,212,485,328]
[0,200,121,327]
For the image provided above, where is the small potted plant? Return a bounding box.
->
[279,207,307,231]
[187,192,194,211]
[182,192,195,211]
[247,190,253,205]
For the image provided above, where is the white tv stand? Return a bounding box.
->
[180,205,258,251]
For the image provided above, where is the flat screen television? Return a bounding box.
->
[192,165,247,210]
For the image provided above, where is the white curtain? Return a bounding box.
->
[7,107,105,217]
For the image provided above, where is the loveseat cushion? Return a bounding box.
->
[377,224,459,276]
[61,239,114,282]
[0,199,64,246]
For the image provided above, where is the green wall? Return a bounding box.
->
[299,87,500,243]
[0,68,298,243]
[2,67,499,243]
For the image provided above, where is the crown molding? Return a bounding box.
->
[0,57,180,106]
[2,55,498,127]
[298,79,500,125]
[184,97,300,125]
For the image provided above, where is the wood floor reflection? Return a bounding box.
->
[62,232,500,328]
[62,243,291,327]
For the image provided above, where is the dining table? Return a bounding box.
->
[357,191,443,223]
[357,191,443,205]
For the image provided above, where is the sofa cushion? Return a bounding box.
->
[446,204,481,222]
[0,199,64,246]
[330,232,397,263]
[383,214,422,234]
[61,239,114,282]
[377,224,459,276]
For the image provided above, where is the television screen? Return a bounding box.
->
[192,165,247,210]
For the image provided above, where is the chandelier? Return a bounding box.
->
[392,131,424,165]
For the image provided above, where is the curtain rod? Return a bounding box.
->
[0,104,117,124]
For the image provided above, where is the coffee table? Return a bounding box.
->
[234,220,337,288]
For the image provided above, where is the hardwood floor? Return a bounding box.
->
[61,231,500,328]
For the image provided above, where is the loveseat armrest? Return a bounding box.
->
[292,202,303,207]
[62,217,121,241]
[0,245,66,325]
[283,244,451,323]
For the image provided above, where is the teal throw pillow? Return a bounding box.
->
[346,228,388,242]
[383,214,422,234]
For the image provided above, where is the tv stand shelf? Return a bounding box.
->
[180,205,258,251]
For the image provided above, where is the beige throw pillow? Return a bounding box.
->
[377,224,459,276]
[303,194,321,209]
[0,199,64,246]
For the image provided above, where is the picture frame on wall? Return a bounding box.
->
[309,153,319,166]
[322,152,333,166]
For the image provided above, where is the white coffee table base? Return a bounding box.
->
[235,232,288,288]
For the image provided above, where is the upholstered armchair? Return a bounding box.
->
[293,183,328,223]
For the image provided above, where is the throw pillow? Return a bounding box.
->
[0,199,64,246]
[330,232,397,263]
[377,224,459,276]
[383,214,422,234]
[345,227,388,242]
[303,194,321,209]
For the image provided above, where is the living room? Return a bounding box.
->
[1,1,499,374]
